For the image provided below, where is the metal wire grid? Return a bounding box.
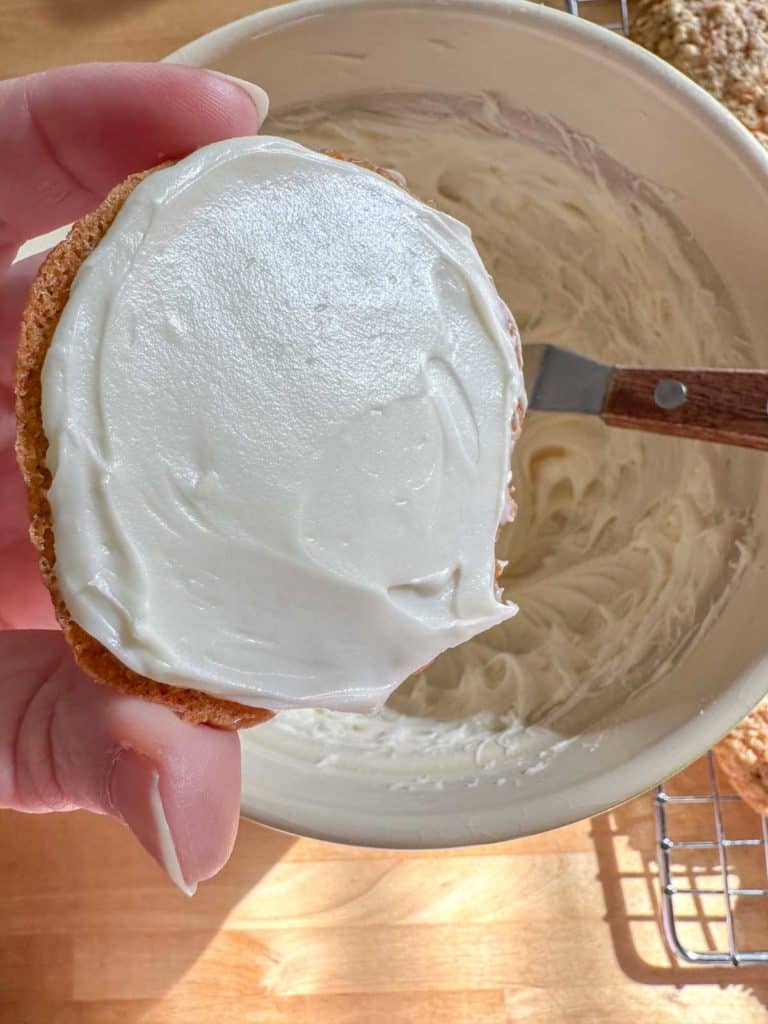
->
[561,0,768,969]
[564,0,630,35]
[654,754,768,966]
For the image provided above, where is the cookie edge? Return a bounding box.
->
[15,164,271,730]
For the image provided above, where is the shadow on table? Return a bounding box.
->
[0,810,295,1020]
[42,0,160,25]
[591,756,768,1004]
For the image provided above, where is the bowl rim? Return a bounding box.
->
[168,0,768,846]
[166,0,768,188]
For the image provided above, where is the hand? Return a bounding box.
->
[0,63,269,893]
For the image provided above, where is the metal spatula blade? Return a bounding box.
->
[523,343,612,414]
[521,342,768,451]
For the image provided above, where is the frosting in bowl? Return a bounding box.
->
[250,96,758,767]
[41,135,524,711]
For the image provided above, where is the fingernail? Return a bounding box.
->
[206,70,270,125]
[109,750,197,896]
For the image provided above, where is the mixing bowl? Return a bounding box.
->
[168,0,768,846]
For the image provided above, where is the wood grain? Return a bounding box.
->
[3,2,768,1023]
[1,758,768,1022]
[604,367,768,449]
[0,0,287,78]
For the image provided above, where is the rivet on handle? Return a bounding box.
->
[654,378,687,410]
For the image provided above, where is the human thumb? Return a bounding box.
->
[0,629,242,894]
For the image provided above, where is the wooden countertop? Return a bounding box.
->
[3,2,768,1021]
[3,756,768,1022]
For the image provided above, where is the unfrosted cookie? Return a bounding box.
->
[715,700,768,814]
[631,0,768,147]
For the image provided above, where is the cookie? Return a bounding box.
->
[715,699,768,814]
[16,149,521,729]
[631,0,768,147]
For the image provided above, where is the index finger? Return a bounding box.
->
[0,62,268,263]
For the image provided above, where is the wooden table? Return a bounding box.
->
[3,2,768,1021]
[3,757,768,1023]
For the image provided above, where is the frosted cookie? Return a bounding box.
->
[16,138,525,729]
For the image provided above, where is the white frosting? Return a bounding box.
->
[42,136,524,711]
[248,96,758,767]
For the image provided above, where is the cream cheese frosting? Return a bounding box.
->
[251,96,758,765]
[41,135,524,712]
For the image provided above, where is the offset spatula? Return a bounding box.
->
[523,343,768,451]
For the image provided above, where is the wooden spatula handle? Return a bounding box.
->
[602,368,768,450]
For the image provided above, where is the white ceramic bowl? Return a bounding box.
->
[168,0,768,847]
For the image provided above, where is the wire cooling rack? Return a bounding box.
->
[561,0,768,969]
[655,754,768,966]
[563,0,629,34]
